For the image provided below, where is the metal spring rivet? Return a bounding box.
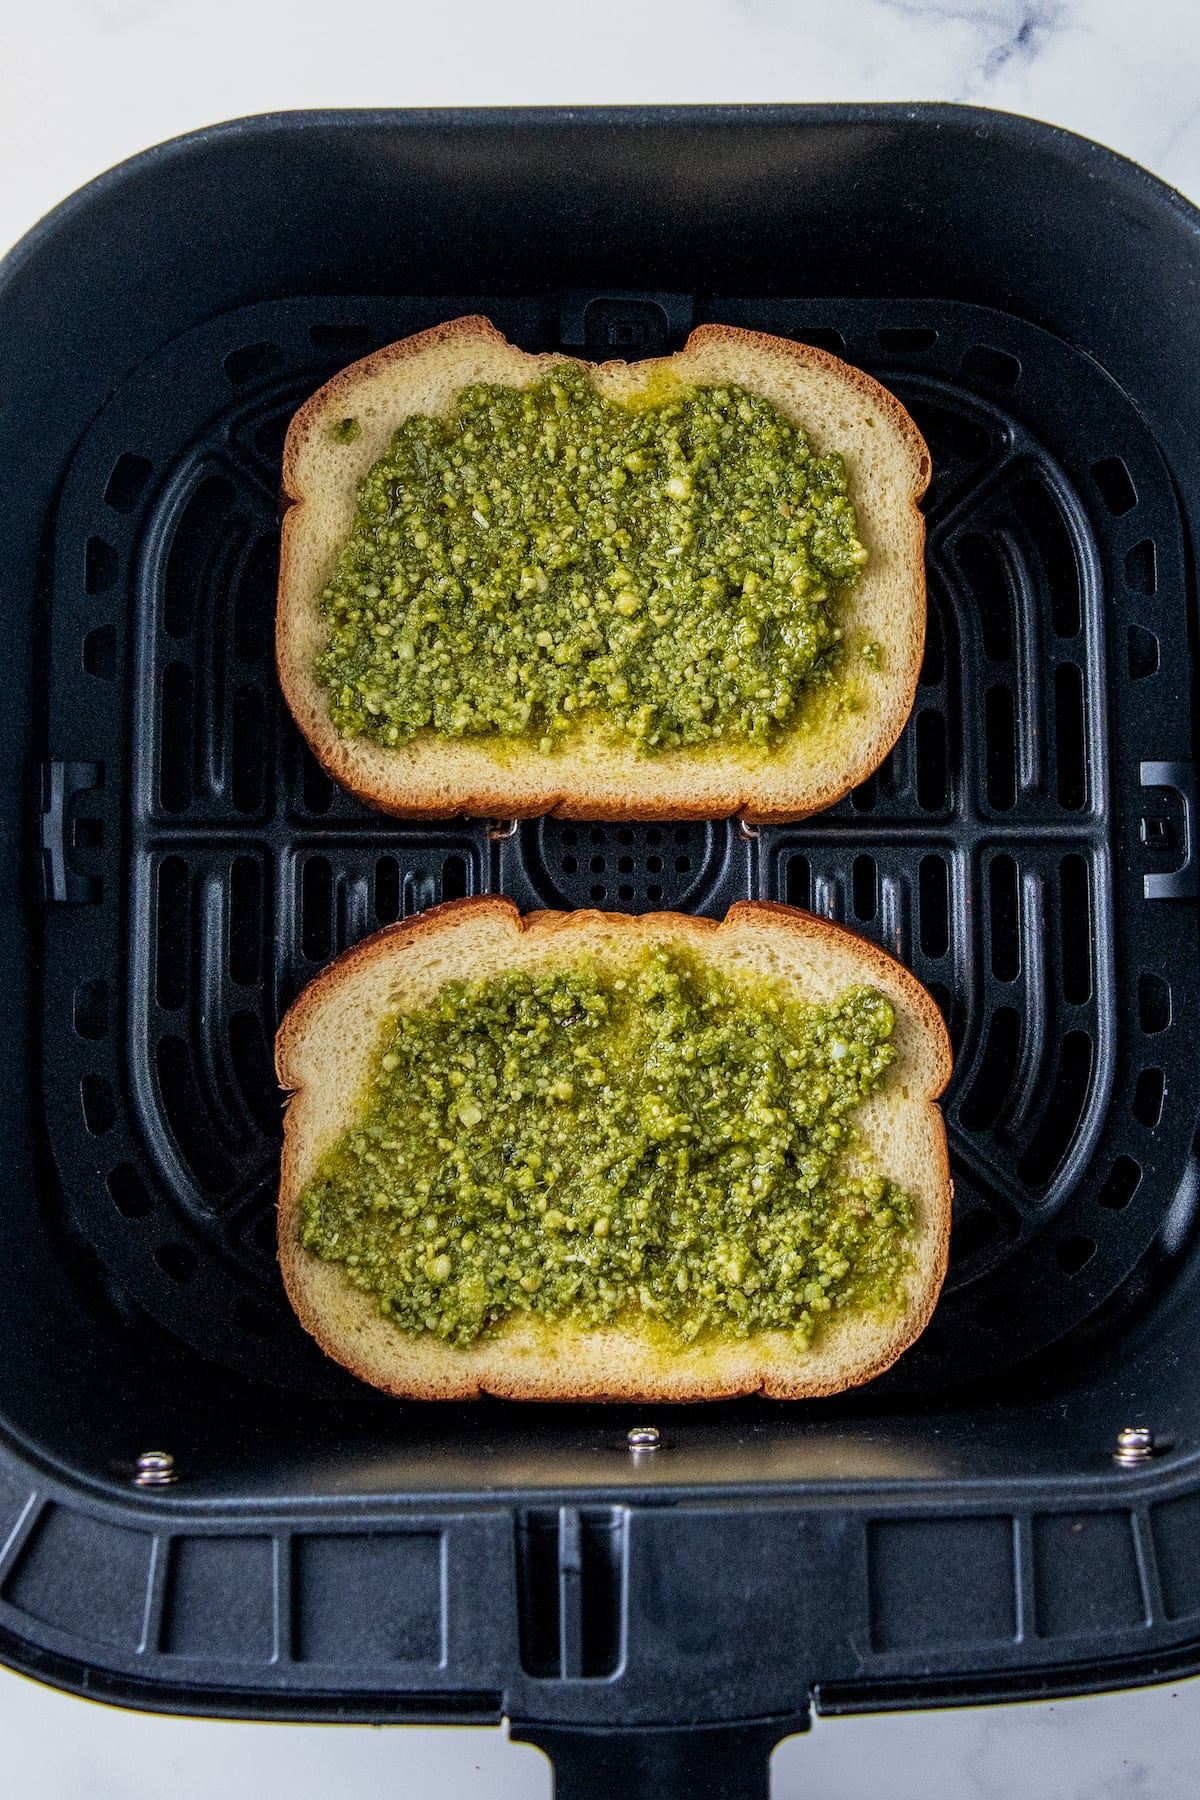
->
[1113,1426,1155,1468]
[134,1450,177,1488]
[627,1426,660,1453]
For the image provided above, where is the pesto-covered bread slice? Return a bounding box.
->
[276,898,951,1401]
[277,317,930,822]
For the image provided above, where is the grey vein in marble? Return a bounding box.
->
[874,0,1068,92]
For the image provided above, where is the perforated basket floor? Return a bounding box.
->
[40,290,1200,1395]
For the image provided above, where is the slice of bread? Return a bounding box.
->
[277,318,930,823]
[276,899,951,1400]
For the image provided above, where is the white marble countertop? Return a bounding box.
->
[6,0,1200,260]
[5,1,1200,1793]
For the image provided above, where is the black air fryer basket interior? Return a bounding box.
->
[3,106,1200,1797]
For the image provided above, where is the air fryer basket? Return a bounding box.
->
[3,106,1200,1797]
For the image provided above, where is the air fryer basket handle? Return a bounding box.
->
[511,1718,791,1798]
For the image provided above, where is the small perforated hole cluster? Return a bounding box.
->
[538,821,713,911]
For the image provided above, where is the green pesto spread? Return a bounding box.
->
[315,366,869,754]
[297,947,913,1349]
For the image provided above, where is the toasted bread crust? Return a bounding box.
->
[277,319,930,823]
[276,899,952,1400]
